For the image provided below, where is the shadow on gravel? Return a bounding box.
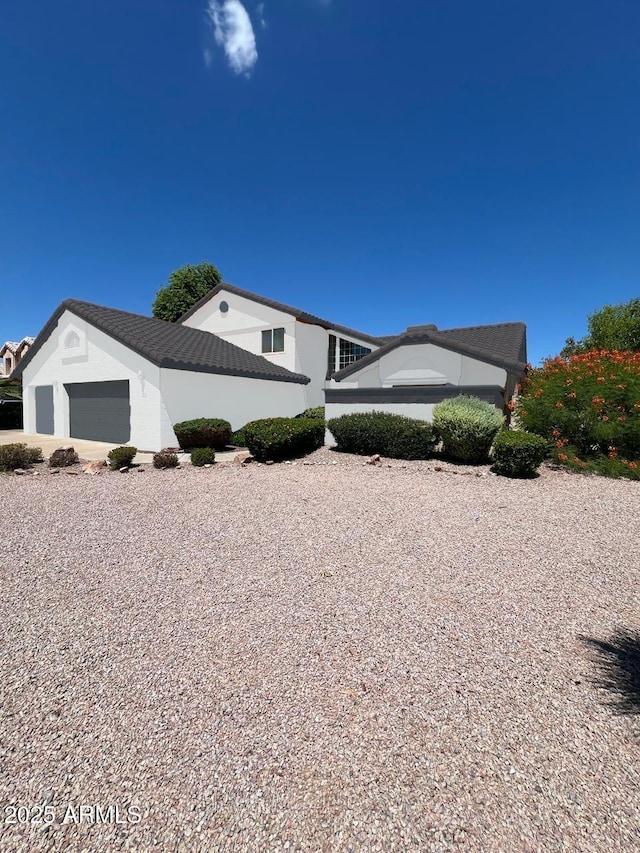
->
[579,628,640,715]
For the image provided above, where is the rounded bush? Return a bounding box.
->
[0,443,42,472]
[107,445,137,470]
[492,430,548,478]
[327,411,436,460]
[295,407,325,420]
[153,451,179,469]
[243,417,325,462]
[190,447,215,466]
[432,395,505,463]
[173,418,231,450]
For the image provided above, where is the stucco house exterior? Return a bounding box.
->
[13,283,527,451]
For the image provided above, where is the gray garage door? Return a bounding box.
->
[35,385,54,435]
[65,380,130,443]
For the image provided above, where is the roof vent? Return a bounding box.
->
[406,324,438,333]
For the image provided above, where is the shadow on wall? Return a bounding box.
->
[579,628,640,716]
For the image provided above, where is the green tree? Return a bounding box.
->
[152,261,222,323]
[0,378,22,400]
[562,297,640,355]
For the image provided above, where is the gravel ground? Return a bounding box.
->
[1,448,639,852]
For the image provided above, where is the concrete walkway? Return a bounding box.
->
[0,431,243,464]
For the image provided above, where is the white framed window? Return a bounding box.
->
[262,328,285,353]
[338,338,371,370]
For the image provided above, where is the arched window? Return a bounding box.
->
[65,331,80,349]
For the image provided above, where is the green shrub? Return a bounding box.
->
[517,350,640,461]
[491,430,548,478]
[295,407,325,420]
[0,443,42,472]
[551,445,640,480]
[190,447,215,466]
[49,447,79,468]
[173,418,231,450]
[432,395,505,463]
[153,451,179,469]
[231,421,262,447]
[107,446,137,470]
[243,417,325,462]
[327,411,437,460]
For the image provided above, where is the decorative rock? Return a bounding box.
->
[65,470,79,476]
[82,460,107,474]
[13,468,26,475]
[234,452,254,466]
[119,467,129,473]
[136,467,146,473]
[203,464,212,469]
[434,466,444,472]
[366,454,381,465]
[265,460,274,466]
[49,469,60,475]
[58,445,75,452]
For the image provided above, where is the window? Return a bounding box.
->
[326,334,337,379]
[219,301,229,314]
[262,327,285,353]
[338,338,371,370]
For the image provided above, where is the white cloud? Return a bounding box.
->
[256,2,266,30]
[206,0,258,76]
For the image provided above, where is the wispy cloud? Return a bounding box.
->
[256,3,266,30]
[206,0,258,76]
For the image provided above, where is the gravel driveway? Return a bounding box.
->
[1,449,639,852]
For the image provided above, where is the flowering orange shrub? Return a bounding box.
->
[517,350,640,469]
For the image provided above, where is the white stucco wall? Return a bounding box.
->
[159,369,308,441]
[336,343,507,389]
[183,288,380,412]
[21,311,164,450]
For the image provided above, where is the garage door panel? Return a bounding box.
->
[65,380,130,443]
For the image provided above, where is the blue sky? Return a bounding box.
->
[1,0,638,366]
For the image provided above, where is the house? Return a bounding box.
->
[1,337,35,377]
[325,321,527,427]
[13,283,527,451]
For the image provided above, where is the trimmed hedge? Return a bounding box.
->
[173,418,231,450]
[0,443,42,472]
[107,446,137,470]
[243,417,325,462]
[190,447,215,466]
[432,395,505,463]
[295,407,325,420]
[491,430,548,478]
[153,451,179,469]
[327,411,437,460]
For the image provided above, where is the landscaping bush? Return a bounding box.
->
[516,350,640,462]
[153,451,179,469]
[107,445,137,470]
[327,411,437,460]
[48,447,79,468]
[491,430,548,478]
[432,396,505,463]
[190,447,215,466]
[173,418,231,450]
[295,407,325,420]
[243,417,325,462]
[0,443,42,472]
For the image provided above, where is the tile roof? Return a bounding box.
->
[332,321,527,380]
[12,300,310,384]
[178,282,386,347]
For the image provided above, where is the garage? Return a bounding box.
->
[65,380,130,443]
[35,385,54,434]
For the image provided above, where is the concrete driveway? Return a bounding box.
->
[0,431,242,464]
[0,431,155,464]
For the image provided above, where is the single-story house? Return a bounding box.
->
[13,283,527,451]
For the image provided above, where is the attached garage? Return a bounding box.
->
[15,299,310,451]
[65,380,130,443]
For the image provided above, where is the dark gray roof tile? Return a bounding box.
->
[13,300,310,384]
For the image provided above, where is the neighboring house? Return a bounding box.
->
[14,284,527,451]
[1,337,34,377]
